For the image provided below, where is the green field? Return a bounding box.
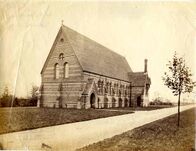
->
[0,107,133,134]
[78,107,195,151]
[104,105,175,111]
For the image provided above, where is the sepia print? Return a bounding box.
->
[0,1,195,151]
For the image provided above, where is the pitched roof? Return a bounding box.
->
[61,25,132,81]
[129,72,151,86]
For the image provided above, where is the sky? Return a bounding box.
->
[0,1,196,101]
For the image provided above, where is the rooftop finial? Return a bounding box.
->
[61,20,64,26]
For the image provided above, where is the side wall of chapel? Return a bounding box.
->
[82,72,132,109]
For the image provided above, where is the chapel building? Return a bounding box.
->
[40,24,151,109]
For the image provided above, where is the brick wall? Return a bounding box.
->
[40,29,147,108]
[41,30,84,108]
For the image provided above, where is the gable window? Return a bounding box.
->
[60,38,64,42]
[59,53,64,60]
[54,63,59,79]
[64,62,69,78]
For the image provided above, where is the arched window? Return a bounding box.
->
[98,79,101,94]
[64,62,69,78]
[119,90,121,97]
[60,38,64,42]
[54,63,59,79]
[112,88,115,95]
[98,79,101,88]
[109,82,112,95]
[101,81,104,94]
[59,53,64,60]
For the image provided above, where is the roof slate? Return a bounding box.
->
[129,72,151,86]
[61,25,132,81]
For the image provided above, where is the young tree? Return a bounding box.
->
[31,85,39,98]
[30,85,39,106]
[0,86,12,107]
[163,52,195,127]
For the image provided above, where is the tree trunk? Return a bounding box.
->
[177,91,181,127]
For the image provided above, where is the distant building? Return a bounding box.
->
[40,24,151,109]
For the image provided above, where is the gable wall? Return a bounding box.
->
[41,31,84,108]
[131,86,145,106]
[42,31,83,81]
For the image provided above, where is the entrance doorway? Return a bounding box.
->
[112,98,116,108]
[124,98,129,107]
[90,93,96,108]
[137,96,142,107]
[97,98,100,108]
[104,97,108,108]
[119,98,123,107]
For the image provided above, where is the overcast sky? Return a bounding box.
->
[0,1,195,101]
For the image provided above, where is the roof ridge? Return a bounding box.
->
[61,26,84,72]
[62,25,126,59]
[61,24,132,81]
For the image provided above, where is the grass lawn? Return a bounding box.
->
[0,107,133,134]
[78,107,195,151]
[103,105,175,112]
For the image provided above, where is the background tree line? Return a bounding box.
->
[0,85,39,107]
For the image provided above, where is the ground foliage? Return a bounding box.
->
[78,107,195,151]
[0,107,133,134]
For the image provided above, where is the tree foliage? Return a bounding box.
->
[0,86,13,107]
[163,52,195,96]
[0,85,39,107]
[31,85,39,98]
[29,85,39,106]
[162,52,195,127]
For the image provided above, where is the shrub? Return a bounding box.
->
[150,98,173,106]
